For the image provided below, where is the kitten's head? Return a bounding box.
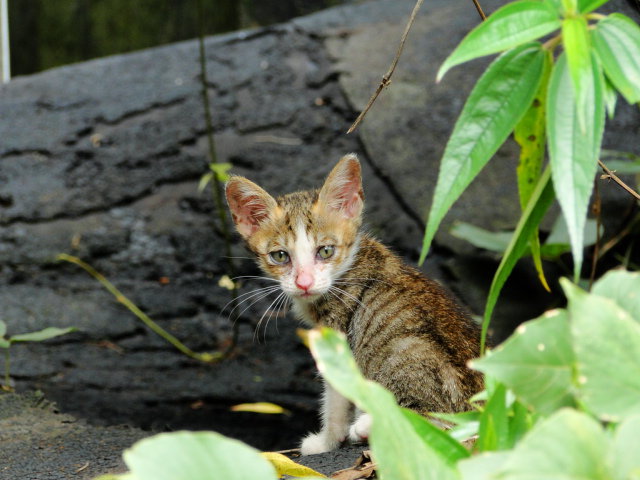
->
[225,154,364,302]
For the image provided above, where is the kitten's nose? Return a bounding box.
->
[295,271,314,292]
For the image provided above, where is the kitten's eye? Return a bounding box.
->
[317,245,335,260]
[269,250,290,264]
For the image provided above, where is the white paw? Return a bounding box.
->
[348,413,372,443]
[300,432,341,455]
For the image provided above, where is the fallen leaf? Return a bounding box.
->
[218,275,236,291]
[261,452,326,478]
[331,450,376,479]
[230,402,290,415]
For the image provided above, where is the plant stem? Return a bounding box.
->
[598,160,640,201]
[57,254,223,364]
[196,0,240,352]
[472,0,487,20]
[4,347,10,389]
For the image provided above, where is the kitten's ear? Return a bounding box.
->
[225,176,278,239]
[319,153,364,219]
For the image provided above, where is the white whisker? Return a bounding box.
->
[329,285,367,311]
[221,285,281,315]
[254,291,287,343]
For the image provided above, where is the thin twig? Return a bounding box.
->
[598,160,640,201]
[589,178,601,290]
[472,0,487,20]
[347,0,425,134]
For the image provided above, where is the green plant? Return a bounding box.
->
[95,270,640,480]
[0,319,75,391]
[417,0,640,351]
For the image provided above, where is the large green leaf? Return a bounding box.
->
[10,327,76,343]
[123,431,277,480]
[592,13,640,104]
[437,1,560,80]
[562,16,593,132]
[472,309,576,415]
[592,269,640,321]
[481,166,555,350]
[420,43,547,264]
[611,415,640,480]
[546,53,604,281]
[498,409,610,479]
[308,327,458,480]
[563,280,640,421]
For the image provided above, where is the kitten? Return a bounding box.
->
[225,154,483,455]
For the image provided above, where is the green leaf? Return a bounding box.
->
[562,16,593,132]
[592,13,640,104]
[563,279,640,421]
[592,269,640,321]
[10,327,76,343]
[603,76,618,118]
[421,43,547,264]
[472,309,576,415]
[611,415,640,480]
[578,0,609,13]
[458,451,510,480]
[476,383,509,452]
[561,0,578,14]
[0,320,6,338]
[514,50,553,291]
[400,408,470,465]
[481,165,555,351]
[198,171,214,193]
[508,400,534,447]
[123,431,277,480]
[601,150,640,174]
[437,1,560,80]
[547,52,605,281]
[450,222,513,253]
[308,327,458,480]
[498,409,610,479]
[210,162,233,182]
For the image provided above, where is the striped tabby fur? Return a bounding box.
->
[226,154,483,454]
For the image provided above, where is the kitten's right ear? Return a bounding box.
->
[225,176,277,239]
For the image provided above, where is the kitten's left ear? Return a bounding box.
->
[319,153,364,219]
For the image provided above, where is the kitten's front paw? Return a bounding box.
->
[300,432,341,455]
[348,413,372,444]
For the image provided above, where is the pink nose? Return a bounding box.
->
[295,271,314,292]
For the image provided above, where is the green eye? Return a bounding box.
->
[269,250,290,264]
[317,245,335,260]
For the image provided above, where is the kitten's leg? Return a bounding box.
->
[300,382,351,455]
[348,409,372,444]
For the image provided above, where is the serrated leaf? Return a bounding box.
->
[481,166,555,350]
[10,326,76,343]
[562,16,593,133]
[123,431,277,480]
[592,269,640,321]
[547,52,605,281]
[578,0,609,13]
[308,327,457,480]
[261,452,325,478]
[499,409,610,479]
[437,1,560,80]
[563,279,640,421]
[472,309,576,415]
[421,43,547,264]
[592,13,640,104]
